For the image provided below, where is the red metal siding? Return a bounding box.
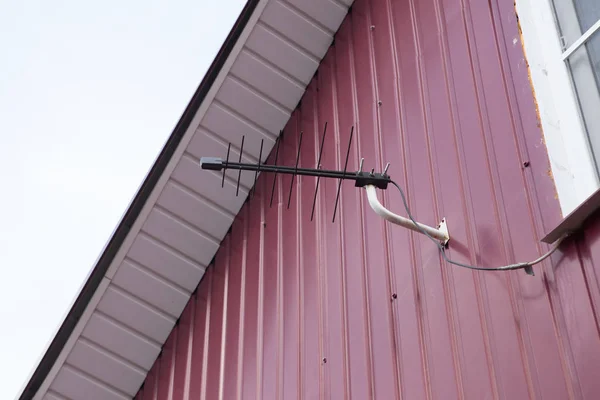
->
[135,0,600,398]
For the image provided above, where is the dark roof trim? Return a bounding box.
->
[19,1,260,398]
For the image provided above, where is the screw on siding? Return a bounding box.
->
[391,293,397,300]
[322,357,327,364]
[370,25,375,30]
[378,100,382,106]
[523,161,530,168]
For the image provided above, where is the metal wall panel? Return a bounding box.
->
[134,0,600,398]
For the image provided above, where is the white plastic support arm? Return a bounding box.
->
[364,185,449,244]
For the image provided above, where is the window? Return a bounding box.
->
[552,0,600,175]
[516,0,600,217]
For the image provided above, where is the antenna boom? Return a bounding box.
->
[200,157,391,189]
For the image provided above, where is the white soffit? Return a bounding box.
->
[30,0,353,399]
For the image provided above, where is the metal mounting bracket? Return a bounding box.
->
[437,218,449,246]
[364,185,450,245]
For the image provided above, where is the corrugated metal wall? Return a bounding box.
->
[134,0,600,398]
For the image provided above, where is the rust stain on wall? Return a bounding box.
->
[514,0,560,204]
[515,6,541,128]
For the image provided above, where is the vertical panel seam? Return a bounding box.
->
[256,186,266,400]
[183,295,196,400]
[455,0,502,397]
[295,112,305,400]
[153,363,160,400]
[277,165,285,400]
[428,0,467,396]
[313,80,327,400]
[330,45,352,400]
[541,255,579,400]
[365,1,402,398]
[200,272,212,400]
[575,240,600,337]
[218,237,231,400]
[404,0,437,397]
[168,330,177,400]
[348,11,376,398]
[236,207,248,400]
[382,0,423,398]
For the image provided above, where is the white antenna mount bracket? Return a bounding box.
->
[364,185,450,246]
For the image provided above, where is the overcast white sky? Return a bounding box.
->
[0,1,244,398]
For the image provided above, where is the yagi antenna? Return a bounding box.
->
[199,123,571,277]
[200,124,449,243]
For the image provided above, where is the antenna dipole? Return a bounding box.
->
[332,126,353,223]
[235,135,245,197]
[269,132,282,207]
[222,143,231,188]
[251,139,264,197]
[310,122,328,221]
[287,130,304,209]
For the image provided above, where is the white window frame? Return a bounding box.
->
[561,19,600,61]
[516,0,600,216]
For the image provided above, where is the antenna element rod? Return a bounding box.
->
[222,143,231,188]
[287,130,304,209]
[332,126,354,223]
[235,136,245,196]
[311,122,328,221]
[269,133,282,207]
[383,162,390,175]
[251,139,264,197]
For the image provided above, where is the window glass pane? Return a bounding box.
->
[566,29,600,163]
[584,27,600,85]
[573,0,600,32]
[552,0,600,45]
